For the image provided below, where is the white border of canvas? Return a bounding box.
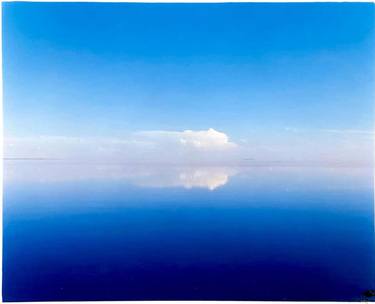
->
[0,1,373,304]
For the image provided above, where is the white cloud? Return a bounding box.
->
[136,128,237,150]
[5,127,372,166]
[284,126,374,136]
[4,128,239,162]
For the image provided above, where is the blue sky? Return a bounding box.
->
[3,3,375,163]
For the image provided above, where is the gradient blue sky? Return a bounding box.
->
[3,2,375,163]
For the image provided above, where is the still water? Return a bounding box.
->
[3,161,375,301]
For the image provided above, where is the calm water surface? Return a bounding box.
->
[3,161,375,301]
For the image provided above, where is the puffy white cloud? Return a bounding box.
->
[136,128,237,150]
[4,128,239,163]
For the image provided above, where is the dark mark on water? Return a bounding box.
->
[363,290,375,299]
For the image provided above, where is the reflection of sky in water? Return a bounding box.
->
[3,161,375,301]
[5,161,237,190]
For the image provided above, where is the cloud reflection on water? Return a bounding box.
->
[132,167,237,190]
[4,161,238,190]
[4,160,372,194]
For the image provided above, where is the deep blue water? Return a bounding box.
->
[3,161,375,301]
